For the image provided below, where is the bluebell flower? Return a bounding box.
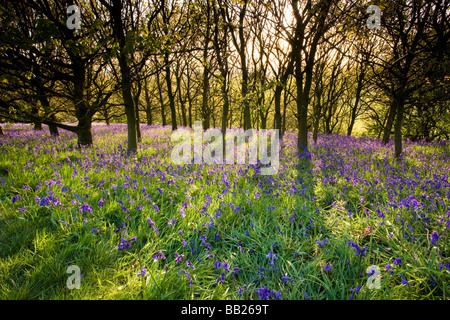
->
[347,240,368,257]
[315,238,328,247]
[350,286,362,294]
[98,198,105,207]
[79,203,92,214]
[213,260,222,270]
[137,267,147,278]
[12,195,21,204]
[174,252,184,264]
[216,272,225,284]
[231,267,241,276]
[118,236,136,251]
[254,286,282,300]
[186,260,195,270]
[393,258,402,266]
[430,231,440,246]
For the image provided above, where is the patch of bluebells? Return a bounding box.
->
[430,231,440,246]
[118,236,136,251]
[266,250,278,265]
[147,217,159,235]
[137,267,147,278]
[324,264,333,272]
[346,239,368,258]
[153,251,166,261]
[4,124,450,300]
[349,286,362,300]
[315,237,328,247]
[174,252,184,264]
[254,286,282,300]
[281,274,294,284]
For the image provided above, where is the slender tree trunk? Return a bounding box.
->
[72,58,94,146]
[313,118,320,143]
[394,96,405,158]
[186,72,193,128]
[282,86,289,135]
[109,0,137,153]
[144,77,153,126]
[241,60,250,130]
[221,80,229,159]
[0,126,4,135]
[164,54,177,131]
[176,70,187,127]
[347,67,364,136]
[274,85,283,133]
[382,99,397,144]
[134,81,142,141]
[202,61,210,130]
[156,71,166,126]
[120,68,138,152]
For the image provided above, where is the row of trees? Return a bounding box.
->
[0,0,448,157]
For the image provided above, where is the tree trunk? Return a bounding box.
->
[121,71,138,152]
[394,96,405,158]
[382,99,397,144]
[134,81,142,141]
[202,61,210,130]
[48,115,59,136]
[347,66,364,136]
[221,79,229,159]
[313,118,320,143]
[164,54,177,131]
[274,85,283,133]
[186,72,193,128]
[176,68,187,127]
[156,71,166,126]
[77,121,93,146]
[104,107,110,125]
[144,77,153,126]
[109,0,137,153]
[0,126,4,135]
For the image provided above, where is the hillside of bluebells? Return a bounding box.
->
[0,123,449,300]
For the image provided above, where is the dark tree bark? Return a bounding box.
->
[382,99,397,144]
[143,77,153,126]
[48,114,59,136]
[291,0,333,154]
[201,33,211,131]
[104,106,110,125]
[156,71,167,126]
[133,81,142,141]
[186,66,193,128]
[347,61,365,136]
[394,95,405,158]
[176,61,187,127]
[104,0,138,153]
[223,0,250,130]
[164,53,177,131]
[31,106,42,130]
